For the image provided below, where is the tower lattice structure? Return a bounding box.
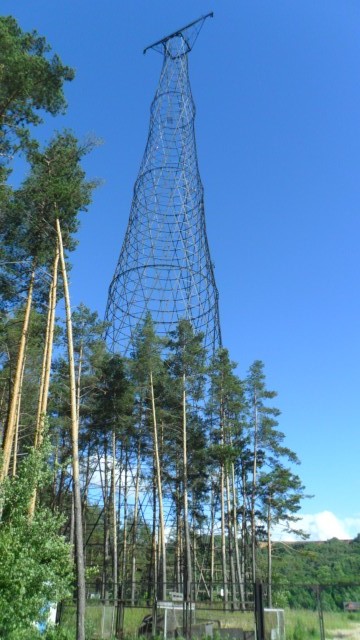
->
[105,13,221,356]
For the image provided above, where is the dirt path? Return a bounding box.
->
[328,624,360,640]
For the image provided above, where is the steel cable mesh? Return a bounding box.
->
[105,28,221,357]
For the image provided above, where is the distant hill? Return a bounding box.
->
[257,535,360,610]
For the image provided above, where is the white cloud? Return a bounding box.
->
[273,511,360,542]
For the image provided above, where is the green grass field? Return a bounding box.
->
[58,603,360,640]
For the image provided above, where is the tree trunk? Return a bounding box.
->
[112,430,118,603]
[29,246,59,516]
[210,483,215,603]
[56,218,86,640]
[175,480,182,592]
[148,454,157,602]
[35,244,59,446]
[231,462,245,609]
[267,497,272,608]
[1,267,35,481]
[251,398,258,584]
[220,465,228,606]
[131,440,141,605]
[150,370,166,600]
[12,356,26,477]
[121,449,128,597]
[225,468,236,609]
[101,443,110,603]
[182,374,192,602]
[240,465,248,596]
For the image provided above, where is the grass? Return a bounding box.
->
[284,608,360,640]
[58,603,360,640]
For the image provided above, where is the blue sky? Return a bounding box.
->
[7,1,360,540]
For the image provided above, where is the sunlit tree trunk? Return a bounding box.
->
[150,370,166,600]
[226,468,236,609]
[220,465,228,606]
[100,443,110,603]
[30,246,59,516]
[148,453,157,601]
[231,462,245,609]
[1,267,35,481]
[267,496,272,607]
[251,398,258,584]
[131,441,141,605]
[112,430,118,603]
[56,218,86,640]
[36,245,59,446]
[210,483,215,603]
[121,448,129,597]
[12,357,25,477]
[182,373,192,602]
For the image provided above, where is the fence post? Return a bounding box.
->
[152,598,157,638]
[254,582,265,640]
[316,586,325,640]
[115,584,124,638]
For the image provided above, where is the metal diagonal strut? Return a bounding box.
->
[105,16,221,356]
[143,12,214,57]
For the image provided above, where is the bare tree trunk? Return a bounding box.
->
[12,356,26,477]
[121,449,128,598]
[29,246,59,516]
[267,498,272,608]
[241,466,248,598]
[220,465,228,606]
[112,430,118,603]
[193,531,198,598]
[182,374,192,602]
[148,454,157,601]
[225,468,236,609]
[210,483,215,603]
[150,370,166,600]
[131,441,141,605]
[56,218,86,640]
[231,462,245,609]
[1,268,35,481]
[69,492,75,560]
[102,443,110,603]
[251,399,258,585]
[175,481,182,592]
[35,245,59,446]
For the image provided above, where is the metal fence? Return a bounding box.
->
[57,581,360,640]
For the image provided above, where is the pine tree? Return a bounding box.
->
[130,314,168,600]
[166,319,207,605]
[208,347,248,608]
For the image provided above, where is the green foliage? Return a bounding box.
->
[2,132,97,267]
[0,15,74,168]
[0,439,73,638]
[263,538,360,610]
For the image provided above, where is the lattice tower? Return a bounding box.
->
[105,13,221,356]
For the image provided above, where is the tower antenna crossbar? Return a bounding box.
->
[143,12,214,55]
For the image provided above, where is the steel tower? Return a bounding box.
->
[105,13,221,355]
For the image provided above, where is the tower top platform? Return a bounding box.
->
[143,12,213,58]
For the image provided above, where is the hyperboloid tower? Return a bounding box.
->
[105,13,221,356]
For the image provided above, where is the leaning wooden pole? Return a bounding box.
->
[12,357,26,477]
[56,218,86,640]
[29,246,60,517]
[35,244,59,447]
[1,267,35,481]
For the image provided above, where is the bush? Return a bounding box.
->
[0,441,73,638]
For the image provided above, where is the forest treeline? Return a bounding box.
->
[257,536,360,610]
[0,15,311,640]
